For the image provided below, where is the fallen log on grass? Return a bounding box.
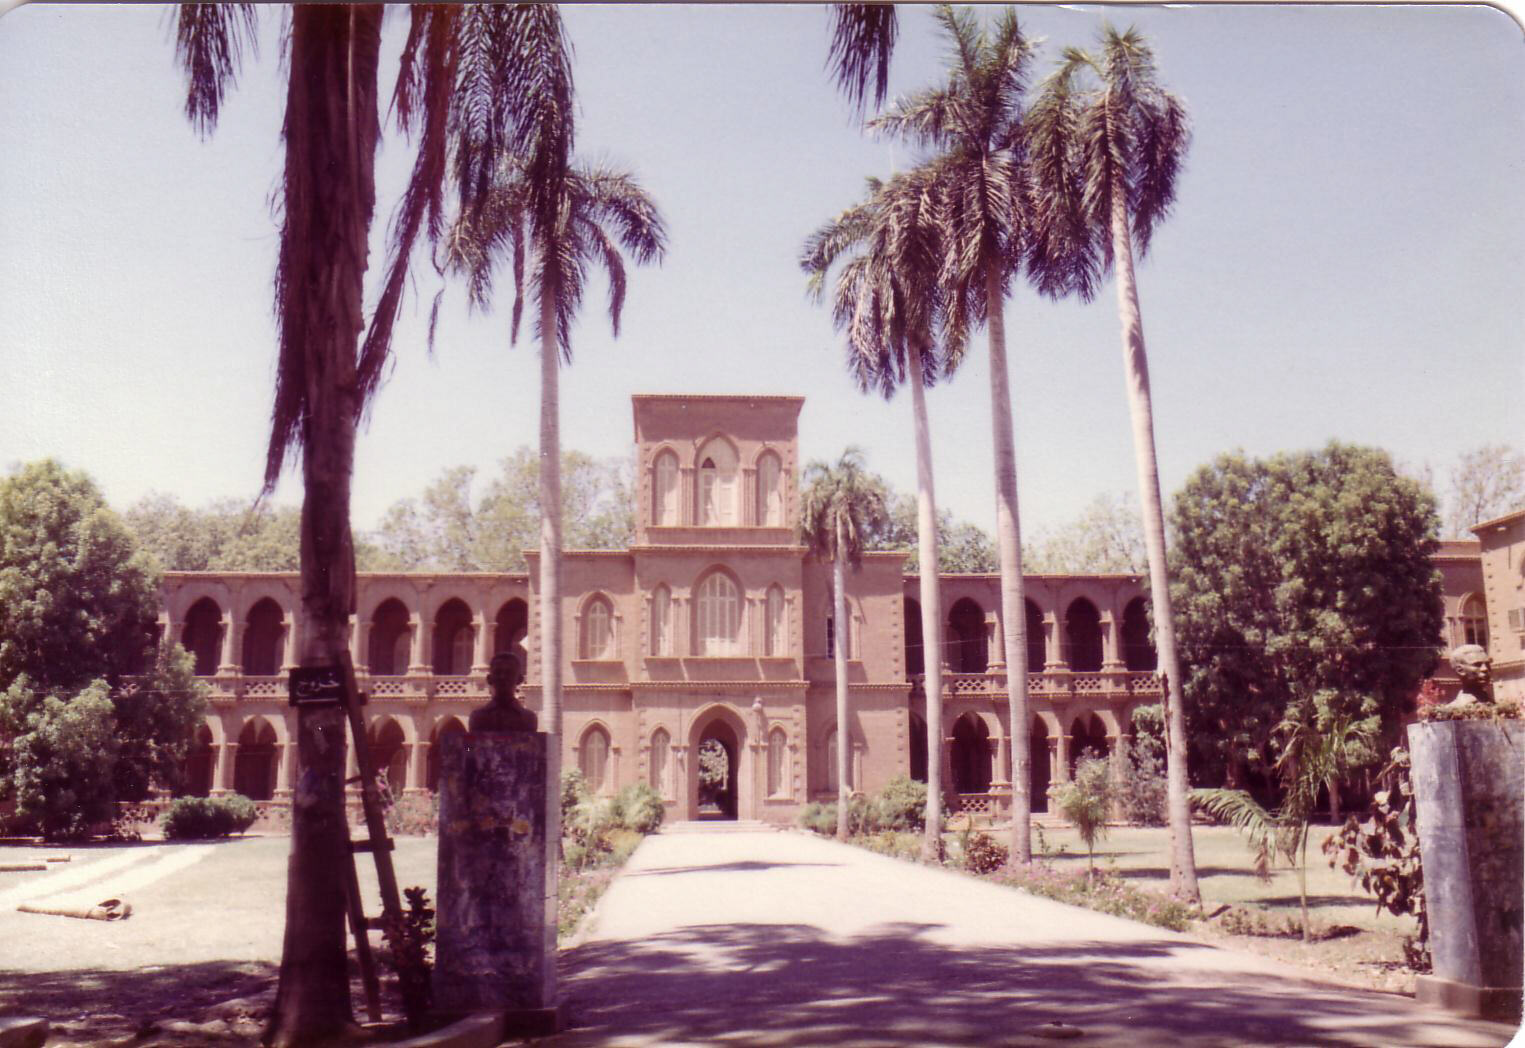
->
[17,898,131,921]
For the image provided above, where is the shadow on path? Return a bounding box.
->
[630,860,844,878]
[559,922,1487,1046]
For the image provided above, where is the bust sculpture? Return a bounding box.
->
[1444,643,1494,709]
[469,652,538,732]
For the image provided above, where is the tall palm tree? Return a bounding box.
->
[869,4,1040,863]
[444,161,667,745]
[1027,25,1200,902]
[173,5,576,1041]
[800,448,889,839]
[801,166,953,857]
[827,3,900,114]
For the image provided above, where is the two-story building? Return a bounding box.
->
[159,394,1167,825]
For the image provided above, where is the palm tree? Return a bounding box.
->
[827,3,900,114]
[800,448,889,839]
[1027,24,1199,902]
[444,162,667,747]
[869,5,1040,863]
[173,6,575,1042]
[801,166,953,857]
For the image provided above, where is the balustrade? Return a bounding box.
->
[914,669,1161,701]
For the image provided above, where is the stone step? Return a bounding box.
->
[659,819,778,834]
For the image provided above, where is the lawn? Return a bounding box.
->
[1015,822,1421,993]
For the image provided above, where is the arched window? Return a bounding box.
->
[242,598,285,676]
[1064,598,1103,672]
[369,598,411,676]
[948,598,986,673]
[695,572,741,655]
[650,585,673,656]
[764,585,786,656]
[653,450,679,526]
[582,597,614,660]
[580,725,611,792]
[183,597,223,677]
[495,599,528,668]
[697,439,738,526]
[756,451,783,526]
[1460,595,1488,650]
[427,717,466,791]
[767,727,788,797]
[234,718,278,801]
[649,728,670,796]
[368,718,408,793]
[1026,599,1045,673]
[905,598,924,675]
[433,599,474,675]
[1121,598,1157,671]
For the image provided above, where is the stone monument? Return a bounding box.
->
[434,652,563,1034]
[1408,652,1522,1021]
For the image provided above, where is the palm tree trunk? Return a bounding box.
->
[909,340,945,858]
[834,520,851,840]
[1109,184,1200,904]
[538,273,564,884]
[266,7,382,1045]
[985,266,1032,865]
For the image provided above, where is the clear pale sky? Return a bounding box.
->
[1,3,1521,537]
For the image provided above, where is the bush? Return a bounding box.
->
[797,801,837,836]
[1050,755,1112,873]
[614,783,665,834]
[856,830,922,861]
[1112,745,1167,827]
[161,794,259,839]
[873,775,926,833]
[561,769,590,825]
[993,862,1194,932]
[960,830,1008,874]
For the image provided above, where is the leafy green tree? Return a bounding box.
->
[802,166,952,854]
[868,493,998,574]
[1026,493,1146,574]
[870,5,1041,862]
[801,448,889,839]
[1028,24,1198,902]
[0,461,206,837]
[1171,444,1444,793]
[125,494,304,572]
[1052,754,1113,877]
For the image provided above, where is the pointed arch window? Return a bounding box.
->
[1460,595,1488,649]
[650,585,673,656]
[764,585,786,656]
[653,450,679,526]
[695,572,742,655]
[580,725,611,792]
[649,728,670,796]
[582,596,614,660]
[756,451,783,526]
[767,727,788,797]
[697,440,738,526]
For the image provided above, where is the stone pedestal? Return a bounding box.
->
[434,731,562,1034]
[1408,719,1523,1021]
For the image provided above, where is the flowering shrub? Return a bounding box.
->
[960,830,1009,874]
[991,861,1194,932]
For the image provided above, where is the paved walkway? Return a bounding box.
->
[553,829,1517,1047]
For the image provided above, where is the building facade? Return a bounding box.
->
[1470,508,1525,704]
[159,394,1163,824]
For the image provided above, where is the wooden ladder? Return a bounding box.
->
[338,651,404,1024]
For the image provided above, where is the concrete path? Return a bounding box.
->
[553,829,1517,1047]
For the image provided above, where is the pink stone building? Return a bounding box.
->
[159,394,1165,824]
[1469,508,1525,704]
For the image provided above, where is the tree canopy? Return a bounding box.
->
[1444,443,1525,537]
[0,461,206,835]
[1169,443,1443,789]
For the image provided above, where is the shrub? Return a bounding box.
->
[856,830,922,861]
[1051,755,1112,874]
[993,862,1194,932]
[561,769,590,825]
[380,886,434,1031]
[1111,745,1167,827]
[797,801,837,836]
[873,775,927,833]
[161,794,259,839]
[615,783,665,834]
[960,830,1008,874]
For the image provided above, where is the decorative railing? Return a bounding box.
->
[915,669,1161,701]
[197,672,490,704]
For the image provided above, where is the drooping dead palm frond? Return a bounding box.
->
[175,3,259,138]
[827,3,899,115]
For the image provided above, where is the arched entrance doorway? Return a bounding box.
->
[1030,718,1051,813]
[908,711,928,783]
[688,706,748,821]
[950,712,992,795]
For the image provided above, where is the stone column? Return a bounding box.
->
[741,467,757,524]
[274,742,293,798]
[408,613,429,674]
[216,741,239,794]
[1055,734,1073,783]
[218,610,240,675]
[351,615,369,675]
[1101,611,1124,671]
[1043,612,1063,671]
[673,597,690,657]
[472,612,493,674]
[986,613,1004,670]
[434,732,562,1031]
[993,731,1011,787]
[1046,737,1061,785]
[412,739,432,793]
[680,468,696,526]
[281,614,301,672]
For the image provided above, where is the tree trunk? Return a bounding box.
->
[539,275,563,740]
[1109,183,1200,905]
[266,7,382,1045]
[909,340,945,859]
[985,267,1031,865]
[834,521,851,840]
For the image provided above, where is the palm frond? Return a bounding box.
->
[175,3,259,139]
[827,3,898,115]
[1191,787,1279,879]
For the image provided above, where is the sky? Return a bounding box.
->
[1,3,1521,540]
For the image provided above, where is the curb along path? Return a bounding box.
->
[552,828,1514,1046]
